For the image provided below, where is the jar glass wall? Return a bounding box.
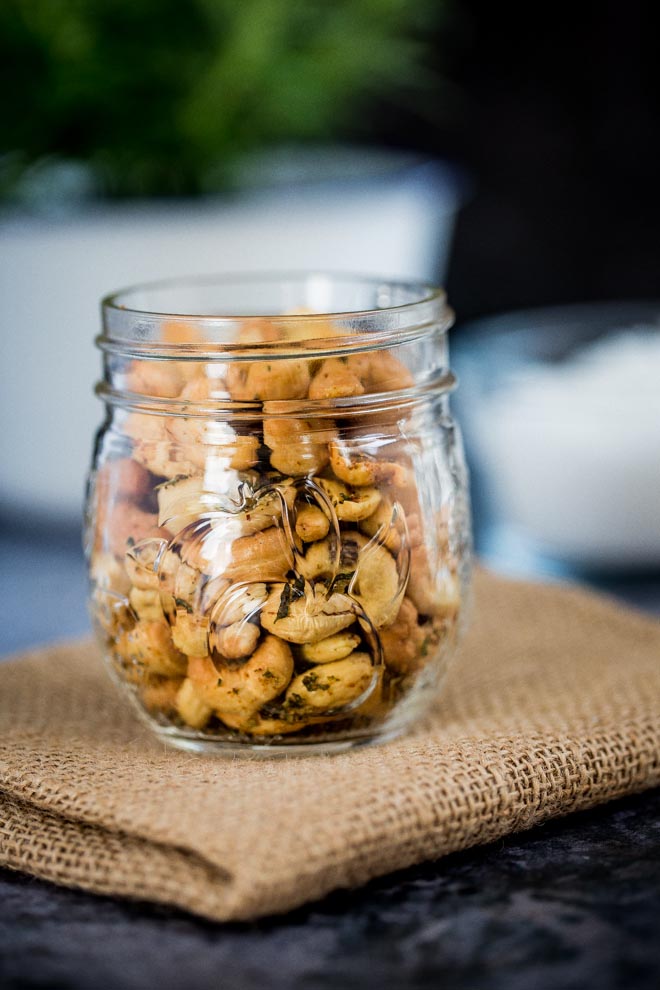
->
[85,273,471,754]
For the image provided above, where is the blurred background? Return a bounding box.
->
[1,0,659,651]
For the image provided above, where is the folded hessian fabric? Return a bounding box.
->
[1,569,658,922]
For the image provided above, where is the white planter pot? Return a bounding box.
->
[0,151,462,520]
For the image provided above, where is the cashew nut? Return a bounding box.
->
[227,358,311,402]
[300,631,361,663]
[175,677,213,729]
[260,584,357,643]
[90,552,132,597]
[295,504,330,542]
[379,597,426,674]
[221,527,292,583]
[358,497,402,553]
[263,418,333,476]
[407,547,461,618]
[214,621,261,661]
[350,533,401,628]
[297,537,335,582]
[308,358,365,400]
[316,477,381,522]
[188,636,294,718]
[141,676,184,716]
[285,653,373,712]
[129,586,163,623]
[171,612,210,657]
[328,441,410,488]
[125,360,184,399]
[116,621,187,677]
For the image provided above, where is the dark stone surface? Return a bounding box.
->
[1,789,659,990]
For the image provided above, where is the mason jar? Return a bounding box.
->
[85,273,471,755]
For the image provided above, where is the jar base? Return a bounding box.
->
[151,722,409,758]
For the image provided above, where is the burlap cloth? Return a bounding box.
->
[1,569,659,922]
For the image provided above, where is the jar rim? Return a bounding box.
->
[100,271,452,359]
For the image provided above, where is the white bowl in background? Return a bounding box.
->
[453,301,660,571]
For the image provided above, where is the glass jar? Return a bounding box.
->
[85,273,471,755]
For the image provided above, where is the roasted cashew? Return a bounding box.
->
[295,503,330,542]
[116,620,187,677]
[365,351,414,392]
[157,475,281,536]
[263,417,333,476]
[316,477,381,522]
[358,498,402,553]
[214,621,261,661]
[128,586,162,623]
[175,678,213,729]
[221,527,292,582]
[379,597,425,674]
[90,552,131,597]
[227,358,311,402]
[328,441,410,488]
[261,584,357,643]
[188,636,294,718]
[407,547,461,618]
[166,376,259,471]
[285,652,373,712]
[124,541,160,590]
[308,358,365,400]
[349,533,401,628]
[171,612,209,657]
[300,631,361,663]
[125,360,184,399]
[99,501,168,558]
[297,537,335,581]
[141,676,184,716]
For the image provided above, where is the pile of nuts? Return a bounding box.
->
[87,316,461,740]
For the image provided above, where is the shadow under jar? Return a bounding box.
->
[85,273,472,755]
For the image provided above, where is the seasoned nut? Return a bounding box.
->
[285,653,373,711]
[295,504,330,542]
[125,540,160,590]
[215,621,260,660]
[301,631,361,663]
[188,636,294,718]
[125,360,184,399]
[261,584,357,643]
[350,534,401,628]
[171,611,209,657]
[141,677,184,715]
[175,678,213,729]
[308,358,365,400]
[93,457,153,506]
[316,477,381,522]
[407,547,461,618]
[116,621,187,677]
[109,504,169,558]
[227,358,311,402]
[90,552,131,597]
[222,527,292,582]
[328,441,409,488]
[379,598,425,674]
[297,538,335,582]
[366,351,414,392]
[358,497,402,553]
[129,586,163,623]
[263,418,333,476]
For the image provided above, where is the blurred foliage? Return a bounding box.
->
[0,0,446,200]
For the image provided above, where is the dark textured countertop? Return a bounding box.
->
[1,523,659,990]
[1,789,659,990]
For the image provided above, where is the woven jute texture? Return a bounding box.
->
[1,569,659,922]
